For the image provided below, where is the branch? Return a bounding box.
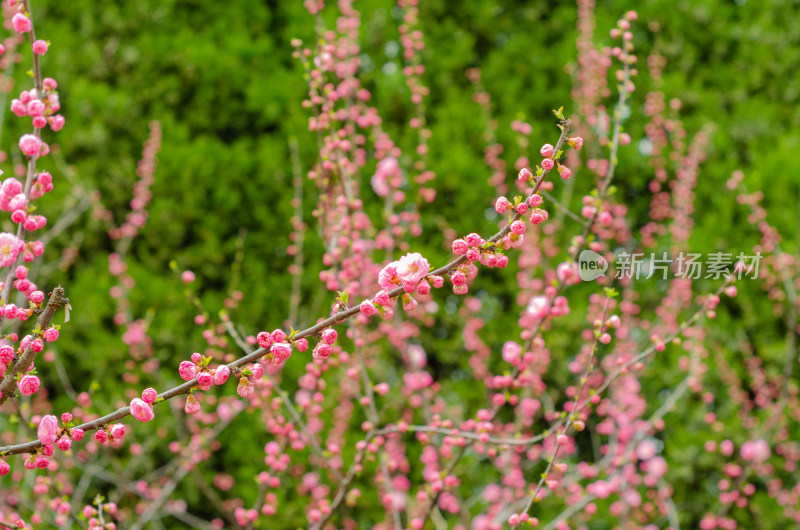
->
[0,119,572,457]
[513,300,611,528]
[0,286,66,405]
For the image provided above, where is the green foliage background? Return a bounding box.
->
[1,0,798,527]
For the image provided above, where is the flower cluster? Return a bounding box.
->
[130,387,157,422]
[10,76,63,133]
[94,424,126,446]
[175,352,233,413]
[256,328,299,365]
[83,500,118,530]
[0,0,65,439]
[4,413,87,473]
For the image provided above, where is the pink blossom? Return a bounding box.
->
[10,99,26,117]
[130,398,155,422]
[270,329,287,343]
[270,342,292,362]
[556,262,578,283]
[249,363,263,380]
[360,299,377,316]
[527,296,550,319]
[141,387,158,403]
[0,345,14,363]
[429,275,444,288]
[540,144,555,157]
[256,331,273,348]
[403,371,433,391]
[313,342,332,360]
[395,252,430,284]
[0,460,9,476]
[30,290,45,304]
[71,428,85,441]
[11,14,31,33]
[56,438,72,451]
[49,115,65,131]
[465,233,485,247]
[541,158,554,171]
[558,165,572,179]
[197,371,213,390]
[184,394,201,414]
[321,328,338,345]
[530,209,548,224]
[109,424,126,441]
[402,295,417,311]
[237,377,254,398]
[181,270,195,283]
[213,365,230,385]
[378,262,400,290]
[502,342,521,364]
[0,233,23,267]
[510,220,526,235]
[19,134,42,157]
[495,196,511,214]
[740,439,770,463]
[451,239,468,255]
[568,136,584,150]
[27,100,45,117]
[178,360,198,381]
[1,177,22,197]
[374,290,391,306]
[37,415,59,445]
[518,167,533,181]
[294,338,308,352]
[43,327,59,342]
[371,157,398,197]
[17,374,40,396]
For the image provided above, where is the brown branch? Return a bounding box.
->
[0,120,571,457]
[0,286,66,405]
